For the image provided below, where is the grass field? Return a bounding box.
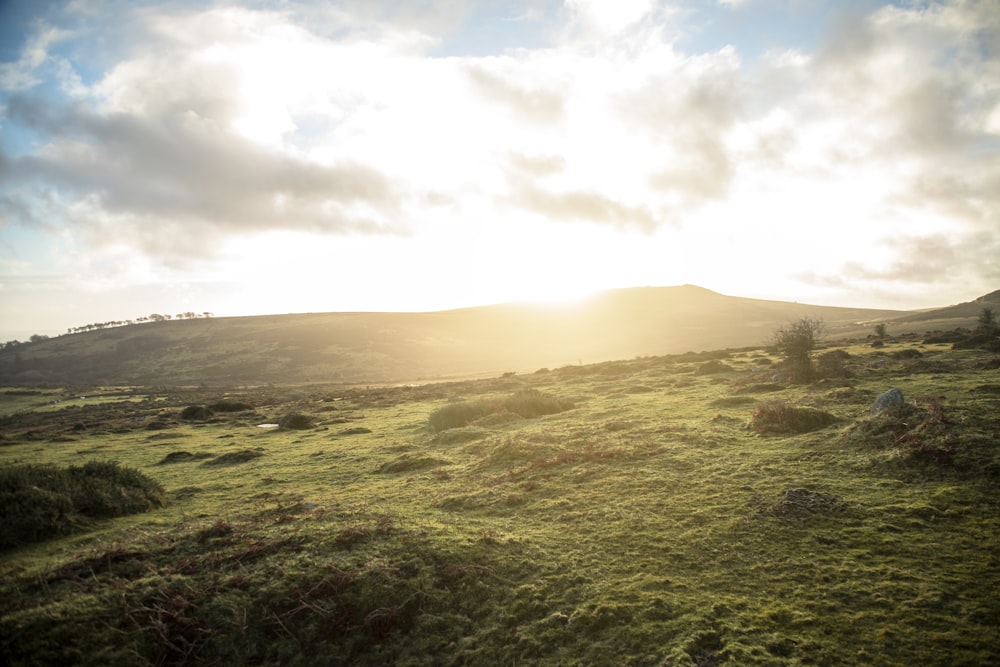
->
[2,338,999,665]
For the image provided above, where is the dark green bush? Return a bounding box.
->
[0,461,164,549]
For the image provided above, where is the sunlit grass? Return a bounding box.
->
[1,340,999,664]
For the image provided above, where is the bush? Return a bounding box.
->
[923,330,968,344]
[0,462,164,549]
[953,334,1000,352]
[816,350,851,378]
[770,318,824,382]
[749,400,838,435]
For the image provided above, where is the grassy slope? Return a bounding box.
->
[0,285,927,386]
[1,338,999,665]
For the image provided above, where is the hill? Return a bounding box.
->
[0,285,992,386]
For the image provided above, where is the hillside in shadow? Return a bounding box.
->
[0,285,993,386]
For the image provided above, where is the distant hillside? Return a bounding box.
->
[0,285,991,386]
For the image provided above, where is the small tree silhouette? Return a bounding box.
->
[771,317,824,383]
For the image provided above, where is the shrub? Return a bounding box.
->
[0,461,164,549]
[770,318,824,382]
[816,350,851,378]
[180,405,214,421]
[953,334,1000,352]
[749,400,838,435]
[923,330,968,344]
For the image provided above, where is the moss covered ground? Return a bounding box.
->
[1,338,999,665]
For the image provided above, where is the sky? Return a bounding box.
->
[1,0,998,340]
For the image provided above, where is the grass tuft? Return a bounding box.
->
[428,389,572,432]
[201,448,264,466]
[749,400,838,434]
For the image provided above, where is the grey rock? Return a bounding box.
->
[871,387,904,416]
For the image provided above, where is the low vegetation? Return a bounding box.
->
[1,337,999,665]
[0,461,164,549]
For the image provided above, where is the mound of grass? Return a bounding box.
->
[841,403,929,446]
[428,390,573,432]
[749,400,838,434]
[179,405,214,421]
[376,455,451,474]
[694,360,731,375]
[0,461,164,549]
[735,383,784,394]
[156,451,214,465]
[429,426,491,445]
[278,413,315,430]
[201,449,265,466]
[337,427,372,436]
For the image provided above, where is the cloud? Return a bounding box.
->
[512,182,659,230]
[3,92,403,239]
[1,0,999,314]
[797,230,1000,298]
[464,62,566,124]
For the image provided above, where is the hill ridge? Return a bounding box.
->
[0,285,993,386]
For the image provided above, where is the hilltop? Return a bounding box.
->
[0,285,993,386]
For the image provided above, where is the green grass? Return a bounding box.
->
[1,341,999,665]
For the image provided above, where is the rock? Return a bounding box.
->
[871,388,904,416]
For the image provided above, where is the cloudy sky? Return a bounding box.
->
[1,0,998,339]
